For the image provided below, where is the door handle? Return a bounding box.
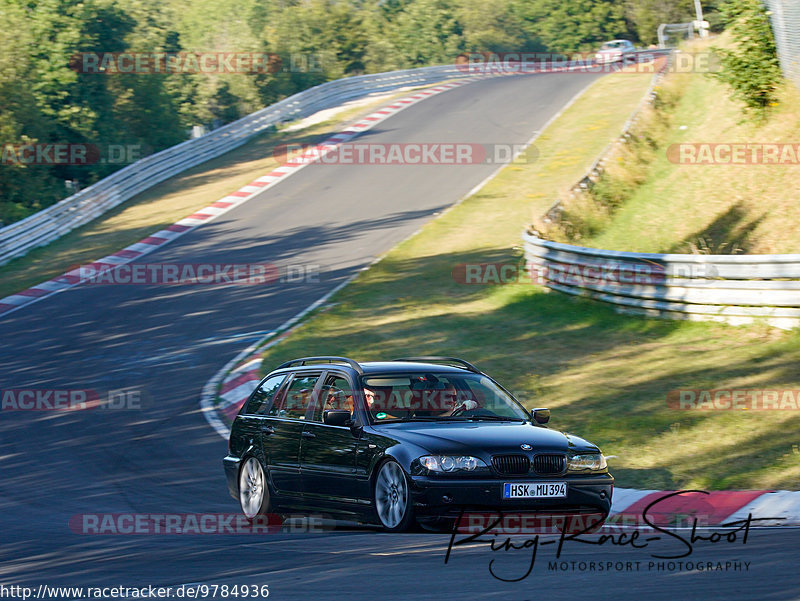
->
[301,431,316,439]
[261,425,275,435]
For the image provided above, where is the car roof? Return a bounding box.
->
[360,361,472,374]
[270,358,481,376]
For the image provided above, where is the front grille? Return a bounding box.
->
[532,453,566,475]
[491,454,530,475]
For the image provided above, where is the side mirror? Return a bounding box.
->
[531,408,550,425]
[323,409,352,427]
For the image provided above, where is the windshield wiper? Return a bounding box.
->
[460,415,525,421]
[374,415,526,423]
[373,416,443,423]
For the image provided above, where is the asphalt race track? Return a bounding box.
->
[1,71,796,600]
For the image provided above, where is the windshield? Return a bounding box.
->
[360,372,529,422]
[601,41,625,49]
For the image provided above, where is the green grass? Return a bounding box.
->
[0,89,428,300]
[249,65,800,490]
[580,38,800,255]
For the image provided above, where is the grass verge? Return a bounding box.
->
[545,37,800,254]
[250,66,800,490]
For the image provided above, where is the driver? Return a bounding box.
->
[433,384,478,417]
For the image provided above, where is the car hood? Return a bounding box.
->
[376,421,599,455]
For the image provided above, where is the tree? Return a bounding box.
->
[625,0,697,46]
[514,0,631,54]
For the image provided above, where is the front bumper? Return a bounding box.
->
[410,473,613,517]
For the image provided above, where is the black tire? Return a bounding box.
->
[373,460,416,532]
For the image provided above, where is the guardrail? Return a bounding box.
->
[0,64,471,266]
[764,0,800,90]
[523,230,800,329]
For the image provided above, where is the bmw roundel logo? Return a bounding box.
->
[520,444,532,451]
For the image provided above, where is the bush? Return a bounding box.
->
[712,0,782,117]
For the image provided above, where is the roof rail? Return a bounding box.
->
[276,356,364,374]
[392,356,482,374]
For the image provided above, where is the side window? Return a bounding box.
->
[244,374,287,415]
[268,373,321,420]
[313,374,354,422]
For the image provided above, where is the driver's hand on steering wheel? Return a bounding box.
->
[449,399,478,416]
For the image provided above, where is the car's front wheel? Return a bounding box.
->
[373,460,416,532]
[239,457,271,520]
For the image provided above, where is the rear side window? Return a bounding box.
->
[268,373,321,419]
[244,374,287,415]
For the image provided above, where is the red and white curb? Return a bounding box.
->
[608,488,800,527]
[0,79,481,319]
[217,358,263,422]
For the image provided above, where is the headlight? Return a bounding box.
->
[568,453,607,472]
[419,455,487,473]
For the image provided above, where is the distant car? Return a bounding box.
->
[224,356,613,532]
[595,39,636,64]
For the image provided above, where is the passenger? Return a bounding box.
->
[365,387,401,419]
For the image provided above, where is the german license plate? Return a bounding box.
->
[503,481,567,499]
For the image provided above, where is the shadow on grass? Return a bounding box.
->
[668,201,766,255]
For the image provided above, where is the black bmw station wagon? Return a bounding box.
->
[223,356,613,532]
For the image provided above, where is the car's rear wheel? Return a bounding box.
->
[374,460,415,532]
[239,457,270,520]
